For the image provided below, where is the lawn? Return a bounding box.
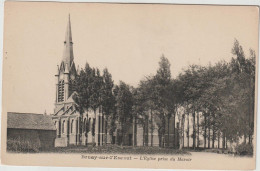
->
[42,145,190,155]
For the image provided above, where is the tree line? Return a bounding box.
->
[73,39,256,149]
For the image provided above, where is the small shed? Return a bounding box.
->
[7,112,56,151]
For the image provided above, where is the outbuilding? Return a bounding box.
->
[7,112,56,151]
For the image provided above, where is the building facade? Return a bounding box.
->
[7,112,56,151]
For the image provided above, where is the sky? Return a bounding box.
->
[2,2,259,114]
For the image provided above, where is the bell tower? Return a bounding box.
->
[55,14,77,104]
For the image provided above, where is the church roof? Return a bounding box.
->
[66,91,77,103]
[7,112,56,130]
[53,91,78,116]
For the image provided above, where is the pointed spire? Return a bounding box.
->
[65,13,72,43]
[64,63,69,74]
[62,14,74,70]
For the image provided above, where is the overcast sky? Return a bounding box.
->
[3,2,259,114]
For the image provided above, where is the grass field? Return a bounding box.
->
[41,145,190,155]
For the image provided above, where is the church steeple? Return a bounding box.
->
[55,14,77,104]
[62,14,74,70]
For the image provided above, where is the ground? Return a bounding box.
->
[7,143,253,158]
[41,145,190,155]
[189,152,254,170]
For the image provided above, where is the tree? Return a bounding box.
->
[88,68,103,144]
[73,62,93,145]
[135,76,158,146]
[229,39,255,144]
[177,65,203,149]
[165,79,180,148]
[73,39,256,150]
[153,55,172,147]
[115,81,134,145]
[101,68,115,145]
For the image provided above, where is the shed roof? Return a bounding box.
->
[7,112,56,131]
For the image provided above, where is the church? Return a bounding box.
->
[51,15,178,147]
[51,15,105,147]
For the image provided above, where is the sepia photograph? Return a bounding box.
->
[1,1,259,170]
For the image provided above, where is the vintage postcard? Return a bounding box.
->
[1,1,259,170]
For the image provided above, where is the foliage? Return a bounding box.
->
[73,39,255,150]
[235,143,253,156]
[7,139,40,153]
[114,81,134,145]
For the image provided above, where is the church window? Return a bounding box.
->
[71,120,74,133]
[88,118,91,132]
[62,120,65,134]
[84,118,86,132]
[92,118,95,136]
[58,80,64,102]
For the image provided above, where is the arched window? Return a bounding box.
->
[71,120,74,133]
[62,120,65,134]
[92,118,95,136]
[58,80,64,102]
[88,118,91,132]
[67,120,70,135]
[84,118,87,132]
